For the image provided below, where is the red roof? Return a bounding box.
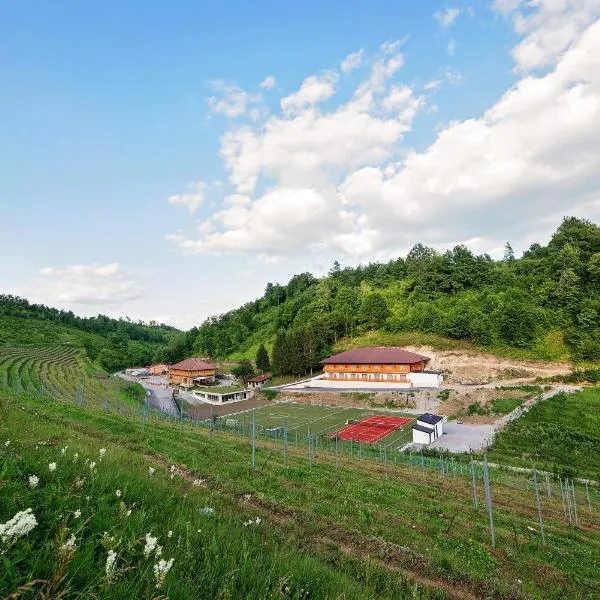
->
[170,358,215,371]
[322,347,431,365]
[248,374,271,383]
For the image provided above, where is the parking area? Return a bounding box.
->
[429,421,496,452]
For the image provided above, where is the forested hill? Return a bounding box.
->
[190,217,600,369]
[0,296,193,371]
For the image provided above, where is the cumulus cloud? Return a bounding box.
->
[168,181,208,213]
[168,5,600,262]
[259,75,276,89]
[34,264,144,305]
[208,80,265,119]
[280,71,339,113]
[493,0,600,71]
[341,49,364,73]
[434,7,461,27]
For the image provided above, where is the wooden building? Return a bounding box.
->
[168,358,216,388]
[248,374,271,389]
[321,347,442,388]
[148,364,168,376]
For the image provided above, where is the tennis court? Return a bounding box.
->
[331,415,413,444]
[226,402,415,448]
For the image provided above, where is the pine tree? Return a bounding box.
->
[255,344,270,373]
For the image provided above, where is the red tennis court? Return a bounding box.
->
[331,415,413,444]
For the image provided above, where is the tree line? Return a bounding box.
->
[189,218,600,373]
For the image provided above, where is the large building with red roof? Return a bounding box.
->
[168,358,216,388]
[321,347,442,388]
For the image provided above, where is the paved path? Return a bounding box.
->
[116,372,179,415]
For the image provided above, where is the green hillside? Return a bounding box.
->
[0,295,191,371]
[188,217,600,373]
[2,387,600,599]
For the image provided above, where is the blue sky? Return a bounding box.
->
[2,1,600,329]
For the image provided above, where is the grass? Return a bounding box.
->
[489,387,600,480]
[226,402,416,450]
[0,344,146,410]
[1,389,600,600]
[491,397,524,415]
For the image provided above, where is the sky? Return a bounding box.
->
[1,0,600,330]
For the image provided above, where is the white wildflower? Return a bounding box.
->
[116,489,122,498]
[527,526,536,532]
[73,452,79,462]
[243,493,251,502]
[126,510,132,517]
[60,533,77,557]
[4,440,10,447]
[28,475,39,488]
[74,509,81,519]
[74,477,85,489]
[200,506,214,516]
[99,448,106,459]
[105,549,117,578]
[0,508,37,543]
[156,544,162,557]
[153,558,174,589]
[144,533,158,557]
[167,530,173,538]
[170,465,176,473]
[243,516,262,527]
[170,474,174,480]
[84,458,89,466]
[89,461,96,471]
[192,478,205,486]
[61,445,68,455]
[48,462,57,472]
[148,466,155,476]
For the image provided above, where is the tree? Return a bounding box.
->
[231,359,255,383]
[359,293,390,329]
[503,242,515,262]
[255,344,270,373]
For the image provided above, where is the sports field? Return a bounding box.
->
[226,402,415,449]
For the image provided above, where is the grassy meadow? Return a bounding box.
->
[1,388,600,600]
[489,387,600,480]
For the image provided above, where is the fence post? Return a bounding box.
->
[282,417,287,464]
[571,480,579,526]
[533,468,545,544]
[559,478,567,519]
[586,482,592,516]
[565,478,573,524]
[483,454,496,547]
[335,434,339,470]
[251,408,256,469]
[545,473,552,499]
[470,459,479,509]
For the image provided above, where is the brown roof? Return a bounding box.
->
[322,347,431,365]
[170,358,215,371]
[248,374,271,383]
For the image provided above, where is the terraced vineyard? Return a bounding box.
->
[0,344,144,409]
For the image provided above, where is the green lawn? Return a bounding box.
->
[489,386,600,479]
[226,402,415,451]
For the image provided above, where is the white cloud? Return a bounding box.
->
[34,263,143,305]
[208,80,265,119]
[447,38,457,56]
[168,181,208,213]
[168,8,600,262]
[493,0,600,72]
[434,7,461,27]
[259,76,276,89]
[341,49,364,73]
[280,71,339,113]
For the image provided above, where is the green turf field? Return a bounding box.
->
[226,402,415,450]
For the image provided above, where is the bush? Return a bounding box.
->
[262,388,279,401]
[437,389,451,401]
